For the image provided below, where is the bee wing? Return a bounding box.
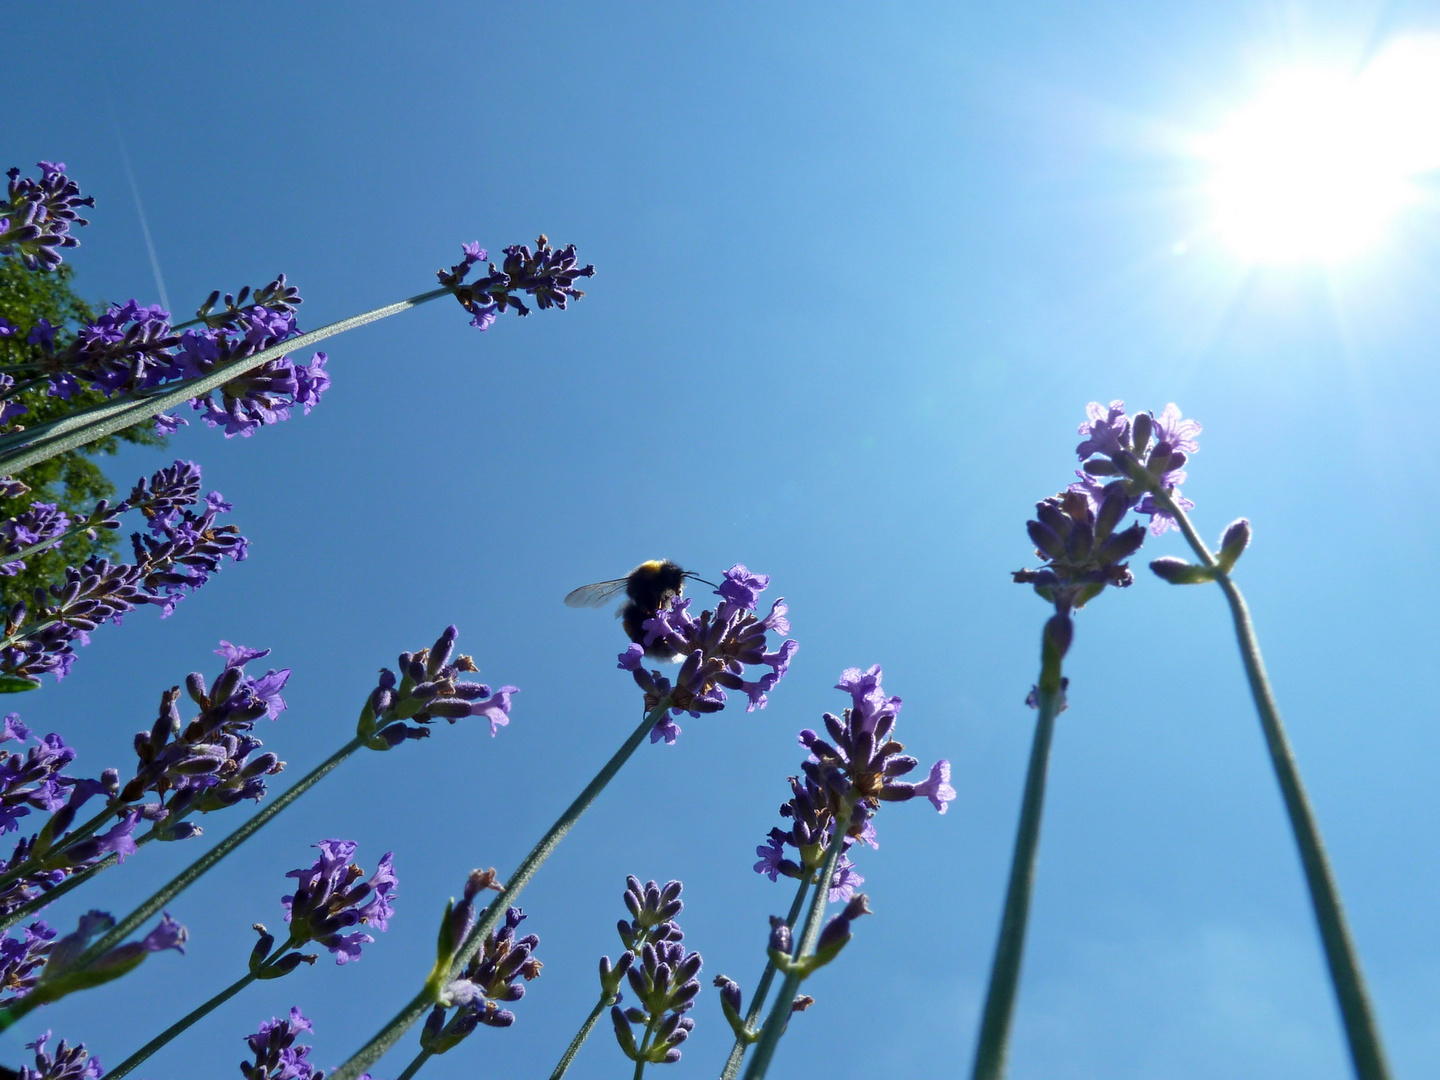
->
[564,578,631,609]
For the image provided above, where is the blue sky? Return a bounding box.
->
[5,3,1440,1078]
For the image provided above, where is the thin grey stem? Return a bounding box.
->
[325,698,675,1080]
[549,995,612,1080]
[1151,487,1392,1080]
[968,635,1065,1080]
[0,286,451,475]
[71,735,365,971]
[394,1047,434,1080]
[718,875,811,1080]
[102,969,258,1078]
[741,828,847,1080]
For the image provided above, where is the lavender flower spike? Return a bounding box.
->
[422,905,543,1053]
[438,236,595,330]
[0,163,93,271]
[16,1030,102,1080]
[240,1007,320,1080]
[282,840,397,964]
[1073,399,1202,535]
[618,564,797,741]
[357,626,518,748]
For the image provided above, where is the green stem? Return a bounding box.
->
[326,698,674,1080]
[0,831,162,936]
[742,828,847,1080]
[549,995,612,1080]
[1151,488,1392,1080]
[394,1047,434,1080]
[719,875,811,1080]
[0,286,451,476]
[969,627,1066,1080]
[102,968,258,1078]
[633,1016,659,1080]
[0,804,116,894]
[70,735,364,971]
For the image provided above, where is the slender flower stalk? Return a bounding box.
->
[716,875,811,1080]
[1145,486,1392,1080]
[740,829,848,1080]
[968,616,1068,1080]
[103,964,266,1080]
[0,236,592,476]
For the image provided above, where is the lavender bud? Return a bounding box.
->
[1149,556,1216,585]
[1218,518,1251,570]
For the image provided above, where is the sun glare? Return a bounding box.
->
[1202,37,1440,264]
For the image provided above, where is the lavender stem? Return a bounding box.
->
[718,874,811,1080]
[968,627,1066,1080]
[0,286,450,476]
[741,827,847,1080]
[1151,487,1392,1080]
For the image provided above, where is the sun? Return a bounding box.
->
[1201,37,1440,264]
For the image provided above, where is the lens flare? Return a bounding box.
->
[1202,37,1440,263]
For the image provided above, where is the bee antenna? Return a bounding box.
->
[685,573,719,589]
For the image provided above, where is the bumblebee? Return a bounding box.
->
[564,560,713,659]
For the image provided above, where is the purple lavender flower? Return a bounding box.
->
[0,482,247,685]
[611,933,703,1067]
[423,906,543,1053]
[0,920,56,1003]
[358,625,518,748]
[618,564,797,740]
[282,840,396,964]
[0,163,94,272]
[0,727,77,835]
[118,642,289,818]
[1013,482,1148,612]
[755,667,952,895]
[240,1007,320,1080]
[193,275,303,333]
[437,236,594,329]
[1073,399,1202,535]
[14,1030,102,1080]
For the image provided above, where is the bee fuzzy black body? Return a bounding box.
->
[564,559,698,660]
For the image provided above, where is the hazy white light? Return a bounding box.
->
[1203,37,1440,263]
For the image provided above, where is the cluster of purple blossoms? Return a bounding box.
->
[0,163,92,272]
[0,920,56,1003]
[12,1030,102,1080]
[605,879,702,1069]
[0,459,210,579]
[1012,485,1147,614]
[1015,401,1203,615]
[282,839,397,965]
[358,625,518,749]
[437,236,595,330]
[618,565,798,743]
[3,909,185,1012]
[169,307,328,438]
[424,892,543,1054]
[1071,400,1202,536]
[120,641,289,824]
[0,468,246,685]
[599,877,687,1003]
[240,1007,321,1080]
[0,643,286,921]
[0,247,323,439]
[754,667,953,897]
